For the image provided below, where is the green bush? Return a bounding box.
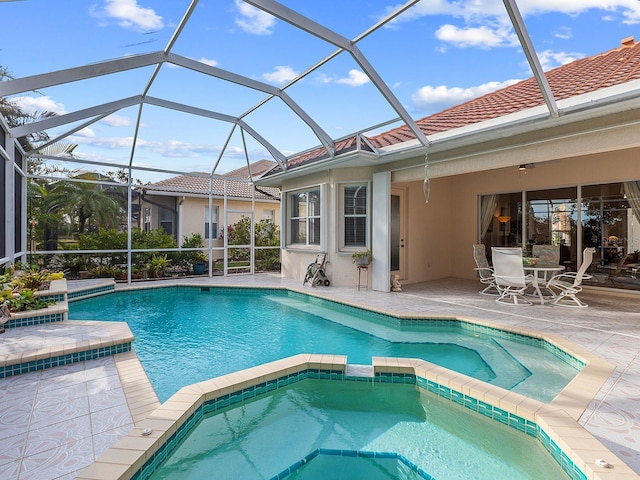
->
[226,217,280,270]
[179,233,206,270]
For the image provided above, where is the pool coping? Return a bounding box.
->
[68,283,633,480]
[75,353,633,480]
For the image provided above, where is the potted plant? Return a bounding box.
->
[351,250,372,266]
[180,233,207,274]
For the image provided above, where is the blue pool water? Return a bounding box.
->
[68,287,579,402]
[148,381,569,480]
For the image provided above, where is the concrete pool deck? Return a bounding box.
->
[1,274,639,479]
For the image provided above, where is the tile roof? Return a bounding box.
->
[276,38,640,172]
[144,160,280,200]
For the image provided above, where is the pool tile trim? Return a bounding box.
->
[67,278,116,299]
[0,320,135,378]
[76,354,632,480]
[272,448,435,480]
[3,308,66,329]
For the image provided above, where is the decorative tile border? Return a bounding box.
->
[38,293,65,303]
[128,370,587,480]
[68,283,115,299]
[271,448,435,480]
[4,311,65,329]
[0,342,132,378]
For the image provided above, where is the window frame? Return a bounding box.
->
[205,205,219,240]
[284,185,324,249]
[338,181,370,252]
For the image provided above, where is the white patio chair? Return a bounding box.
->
[491,247,534,305]
[472,244,499,295]
[546,248,595,308]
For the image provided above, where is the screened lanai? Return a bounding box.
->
[2,0,639,285]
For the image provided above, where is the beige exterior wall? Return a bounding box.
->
[279,146,640,289]
[396,176,452,285]
[139,195,280,261]
[281,170,338,284]
[179,197,280,242]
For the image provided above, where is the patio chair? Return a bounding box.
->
[532,245,560,267]
[472,244,499,295]
[491,247,534,305]
[546,248,595,308]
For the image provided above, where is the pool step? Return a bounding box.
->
[0,320,134,379]
[346,364,374,377]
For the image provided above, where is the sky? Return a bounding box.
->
[1,0,639,182]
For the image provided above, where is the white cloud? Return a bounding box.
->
[553,26,572,40]
[387,1,640,45]
[411,79,521,110]
[315,73,333,85]
[70,135,137,149]
[390,0,640,21]
[75,127,96,138]
[312,70,370,87]
[198,57,218,67]
[435,24,518,48]
[262,66,299,84]
[67,133,241,160]
[12,96,66,115]
[234,0,275,35]
[102,0,163,31]
[336,68,371,87]
[100,114,132,127]
[537,50,585,71]
[335,70,370,87]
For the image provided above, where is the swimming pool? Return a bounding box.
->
[148,380,569,480]
[68,286,580,403]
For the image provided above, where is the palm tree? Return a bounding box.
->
[46,172,127,234]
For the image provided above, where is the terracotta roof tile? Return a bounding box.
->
[269,39,640,175]
[145,161,280,200]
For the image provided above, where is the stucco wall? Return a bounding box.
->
[279,147,639,289]
[281,168,375,287]
[395,177,452,285]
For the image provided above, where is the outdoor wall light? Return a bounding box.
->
[518,163,535,171]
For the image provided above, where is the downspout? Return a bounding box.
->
[177,196,185,246]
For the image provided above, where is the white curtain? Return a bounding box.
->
[480,194,497,239]
[623,181,640,223]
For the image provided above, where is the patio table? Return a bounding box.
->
[523,265,565,304]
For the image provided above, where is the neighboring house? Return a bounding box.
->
[136,160,280,257]
[257,37,640,292]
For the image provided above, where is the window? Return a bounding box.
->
[143,207,151,232]
[288,188,321,246]
[263,209,275,221]
[159,207,173,235]
[205,205,219,239]
[480,182,640,291]
[341,183,368,248]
